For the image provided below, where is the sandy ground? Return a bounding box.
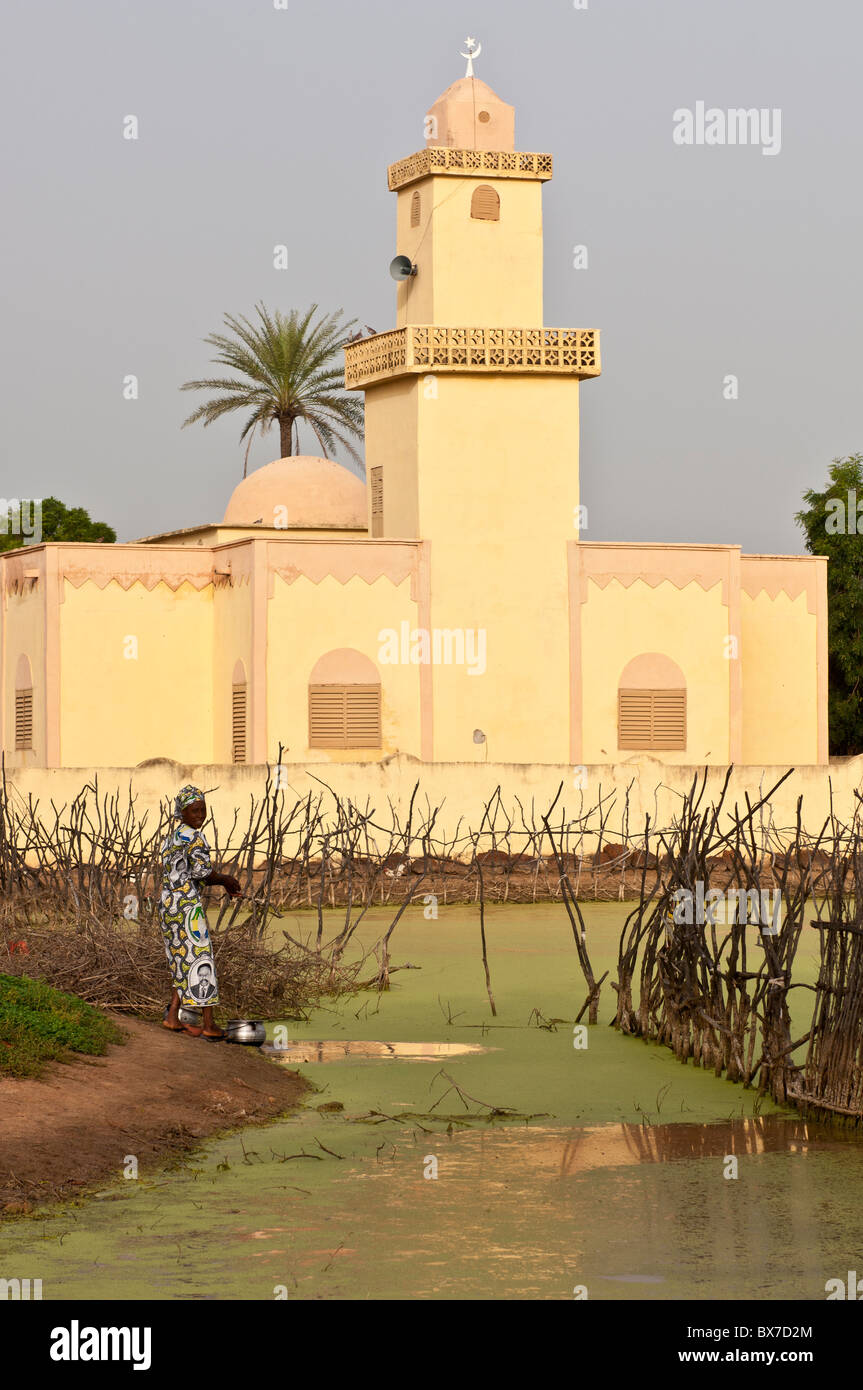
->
[0,1016,308,1213]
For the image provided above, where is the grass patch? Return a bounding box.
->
[0,974,124,1078]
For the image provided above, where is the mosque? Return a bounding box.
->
[1,52,828,773]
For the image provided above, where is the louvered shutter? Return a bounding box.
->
[410,191,421,228]
[345,686,382,747]
[15,688,33,751]
[232,683,247,763]
[618,688,686,751]
[370,467,383,538]
[470,185,500,221]
[309,684,381,749]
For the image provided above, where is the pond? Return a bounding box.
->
[1,901,860,1300]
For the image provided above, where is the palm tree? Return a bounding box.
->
[180,303,365,475]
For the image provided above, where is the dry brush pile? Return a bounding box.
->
[612,768,863,1121]
[5,752,863,1120]
[0,762,618,1021]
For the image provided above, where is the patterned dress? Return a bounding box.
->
[159,823,219,1007]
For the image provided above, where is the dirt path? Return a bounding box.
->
[0,1016,309,1213]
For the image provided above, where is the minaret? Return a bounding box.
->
[345,46,601,763]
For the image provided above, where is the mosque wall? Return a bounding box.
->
[2,582,47,771]
[57,578,215,767]
[414,374,579,763]
[577,575,732,766]
[212,554,254,766]
[266,567,423,762]
[739,557,827,766]
[395,175,545,327]
[4,754,860,852]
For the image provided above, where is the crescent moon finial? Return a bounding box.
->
[459,36,481,79]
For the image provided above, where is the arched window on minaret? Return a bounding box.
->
[410,190,421,228]
[471,185,500,222]
[618,654,687,751]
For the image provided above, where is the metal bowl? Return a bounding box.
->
[162,1005,203,1027]
[224,1019,266,1046]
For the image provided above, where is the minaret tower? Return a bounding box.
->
[345,44,601,763]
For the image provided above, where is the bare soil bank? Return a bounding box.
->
[0,1016,308,1213]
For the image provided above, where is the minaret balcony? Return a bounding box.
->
[344,325,600,390]
[388,148,553,190]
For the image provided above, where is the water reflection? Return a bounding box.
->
[557,1115,839,1175]
[261,1039,491,1063]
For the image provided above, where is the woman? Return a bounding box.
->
[160,785,241,1040]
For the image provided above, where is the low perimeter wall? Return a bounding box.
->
[5,755,863,849]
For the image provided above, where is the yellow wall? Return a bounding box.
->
[396,175,544,328]
[580,578,731,765]
[3,588,46,770]
[4,754,858,853]
[58,580,215,766]
[213,577,253,764]
[415,374,579,762]
[741,590,819,764]
[266,572,422,762]
[363,380,420,537]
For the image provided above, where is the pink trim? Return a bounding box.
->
[567,542,582,765]
[43,549,61,767]
[415,540,433,761]
[815,556,829,763]
[268,539,418,588]
[250,541,268,765]
[727,549,743,763]
[740,554,820,615]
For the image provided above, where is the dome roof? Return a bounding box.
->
[223,456,367,530]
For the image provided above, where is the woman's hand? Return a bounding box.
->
[204,871,243,898]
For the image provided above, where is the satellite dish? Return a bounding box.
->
[389,254,417,281]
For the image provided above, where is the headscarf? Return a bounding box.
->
[174,784,205,819]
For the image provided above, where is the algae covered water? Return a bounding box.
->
[2,903,861,1300]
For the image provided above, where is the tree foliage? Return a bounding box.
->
[0,496,116,552]
[180,302,364,471]
[796,454,863,755]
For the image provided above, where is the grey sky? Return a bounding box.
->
[2,0,860,551]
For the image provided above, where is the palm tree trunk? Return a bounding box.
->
[279,416,294,458]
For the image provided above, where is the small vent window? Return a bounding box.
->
[232,683,247,764]
[471,185,500,221]
[618,689,686,751]
[370,466,383,538]
[410,190,421,227]
[309,684,382,749]
[15,688,33,751]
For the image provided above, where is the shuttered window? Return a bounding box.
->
[309,684,382,749]
[370,466,383,538]
[410,190,421,227]
[471,185,500,221]
[15,688,33,751]
[618,689,686,751]
[232,683,247,763]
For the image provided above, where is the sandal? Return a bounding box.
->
[161,1020,184,1032]
[182,1024,204,1037]
[202,1030,226,1042]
